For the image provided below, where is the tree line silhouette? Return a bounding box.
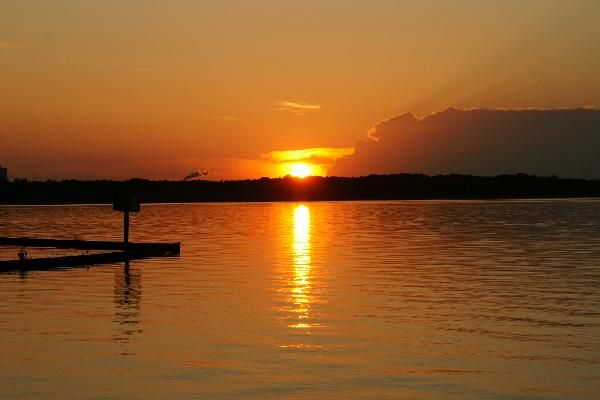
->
[1,174,599,205]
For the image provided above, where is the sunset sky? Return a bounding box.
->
[1,1,600,180]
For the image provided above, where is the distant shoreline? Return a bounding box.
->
[1,174,600,205]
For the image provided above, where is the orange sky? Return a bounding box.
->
[1,1,600,180]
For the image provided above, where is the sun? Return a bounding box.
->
[289,163,313,178]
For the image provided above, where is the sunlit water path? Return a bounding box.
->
[1,200,599,399]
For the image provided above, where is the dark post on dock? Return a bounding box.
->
[113,194,141,250]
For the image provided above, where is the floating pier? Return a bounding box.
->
[0,237,180,271]
[0,237,180,252]
[0,194,180,272]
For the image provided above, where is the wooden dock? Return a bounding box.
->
[0,237,180,272]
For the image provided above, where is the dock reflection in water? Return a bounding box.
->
[113,261,142,347]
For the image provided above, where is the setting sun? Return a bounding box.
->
[290,163,313,178]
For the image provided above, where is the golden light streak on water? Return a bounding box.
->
[290,205,312,328]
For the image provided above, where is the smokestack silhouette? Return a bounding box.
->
[183,170,208,181]
[0,165,7,182]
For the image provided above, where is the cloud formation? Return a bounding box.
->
[330,108,600,179]
[267,147,353,164]
[265,147,354,176]
[276,101,321,114]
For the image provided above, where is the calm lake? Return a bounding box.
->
[1,200,599,399]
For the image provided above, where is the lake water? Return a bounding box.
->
[1,200,599,399]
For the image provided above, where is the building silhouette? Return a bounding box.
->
[0,166,7,182]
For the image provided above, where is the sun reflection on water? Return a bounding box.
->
[289,204,314,329]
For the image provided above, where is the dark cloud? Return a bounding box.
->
[329,108,600,178]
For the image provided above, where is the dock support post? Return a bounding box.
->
[124,210,129,251]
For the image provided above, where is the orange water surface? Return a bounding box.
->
[1,200,599,399]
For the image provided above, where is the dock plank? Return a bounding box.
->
[0,237,179,252]
[0,237,180,272]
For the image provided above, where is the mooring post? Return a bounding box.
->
[123,210,130,251]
